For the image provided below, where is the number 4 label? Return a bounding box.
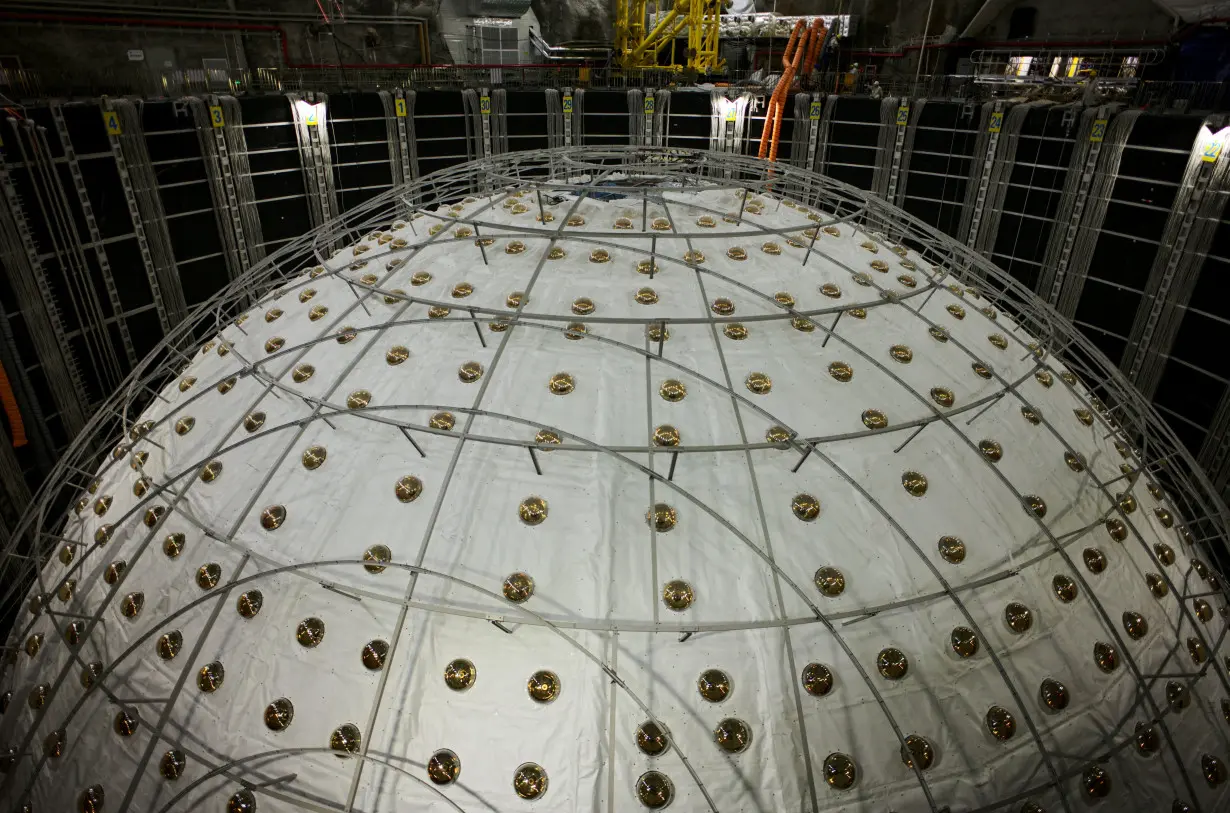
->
[103,110,122,135]
[209,106,225,128]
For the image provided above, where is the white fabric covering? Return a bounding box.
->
[3,187,1228,813]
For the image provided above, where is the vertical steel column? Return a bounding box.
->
[49,103,138,369]
[883,98,911,202]
[490,89,508,156]
[101,98,178,335]
[461,89,486,194]
[642,90,656,147]
[219,96,265,269]
[1042,105,1132,317]
[0,414,30,535]
[390,89,415,185]
[545,88,560,149]
[890,100,925,207]
[813,93,837,177]
[1124,117,1229,397]
[710,91,746,165]
[0,308,55,468]
[628,89,644,147]
[562,87,574,148]
[197,95,251,284]
[1200,328,1230,495]
[728,94,750,159]
[961,101,1007,251]
[384,89,416,214]
[652,92,669,147]
[872,96,903,199]
[478,87,494,158]
[0,149,88,436]
[289,92,336,228]
[310,94,336,222]
[708,91,725,153]
[574,90,586,146]
[794,92,818,171]
[12,118,122,393]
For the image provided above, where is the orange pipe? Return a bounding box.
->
[753,19,830,163]
[767,20,826,162]
[761,20,814,163]
[757,20,831,162]
[0,358,27,447]
[801,19,825,78]
[758,21,805,159]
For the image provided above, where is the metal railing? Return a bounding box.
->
[3,63,1229,112]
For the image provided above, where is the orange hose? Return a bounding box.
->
[0,358,27,447]
[769,22,810,162]
[758,20,827,163]
[801,19,825,78]
[758,21,805,159]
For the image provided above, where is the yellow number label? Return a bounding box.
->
[1201,135,1223,163]
[394,98,407,117]
[103,111,122,135]
[896,105,909,126]
[1090,119,1107,143]
[209,106,225,128]
[988,111,1003,133]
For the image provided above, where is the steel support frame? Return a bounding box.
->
[194,95,253,286]
[959,101,1001,248]
[812,92,839,177]
[872,95,903,199]
[102,98,185,335]
[4,147,1230,813]
[967,101,1039,263]
[1123,116,1229,398]
[889,99,924,207]
[1043,105,1131,317]
[0,147,89,436]
[289,92,336,230]
[50,102,139,369]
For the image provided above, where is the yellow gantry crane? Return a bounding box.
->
[616,0,725,74]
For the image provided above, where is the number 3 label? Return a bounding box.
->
[209,106,225,128]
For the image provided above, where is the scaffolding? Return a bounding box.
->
[616,0,724,74]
